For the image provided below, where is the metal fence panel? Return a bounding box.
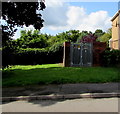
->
[70,43,92,67]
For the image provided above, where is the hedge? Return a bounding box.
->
[2,46,63,67]
[101,50,120,67]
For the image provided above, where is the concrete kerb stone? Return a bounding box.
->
[91,93,120,98]
[2,93,120,102]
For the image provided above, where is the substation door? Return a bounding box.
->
[70,43,93,67]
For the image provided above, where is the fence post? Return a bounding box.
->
[63,42,71,67]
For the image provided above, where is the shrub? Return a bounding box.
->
[3,46,63,65]
[2,45,19,68]
[101,50,120,67]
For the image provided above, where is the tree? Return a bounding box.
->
[98,28,112,44]
[80,33,97,43]
[76,31,91,43]
[2,1,46,46]
[16,30,48,48]
[56,30,81,43]
[94,29,105,38]
[65,30,80,42]
[1,1,46,68]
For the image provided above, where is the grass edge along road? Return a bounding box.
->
[2,64,119,87]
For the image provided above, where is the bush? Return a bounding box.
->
[3,46,63,66]
[2,45,18,68]
[2,39,64,67]
[101,50,120,67]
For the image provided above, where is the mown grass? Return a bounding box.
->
[2,64,120,87]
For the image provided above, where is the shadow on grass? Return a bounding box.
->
[2,66,119,87]
[2,66,82,86]
[2,66,120,105]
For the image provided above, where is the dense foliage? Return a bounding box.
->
[12,48,63,65]
[2,1,46,68]
[2,2,45,37]
[97,28,112,46]
[16,30,48,48]
[2,27,113,67]
[80,34,97,43]
[101,50,120,67]
[2,2,114,68]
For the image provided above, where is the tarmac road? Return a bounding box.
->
[3,83,119,97]
[2,98,119,112]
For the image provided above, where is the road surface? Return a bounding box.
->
[2,98,118,112]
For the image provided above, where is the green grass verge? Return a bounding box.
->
[2,64,120,87]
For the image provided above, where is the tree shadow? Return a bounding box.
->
[2,66,119,106]
[27,99,66,107]
[2,98,71,107]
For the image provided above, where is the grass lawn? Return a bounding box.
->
[2,64,120,87]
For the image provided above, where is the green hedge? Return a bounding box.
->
[2,46,63,66]
[101,50,120,67]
